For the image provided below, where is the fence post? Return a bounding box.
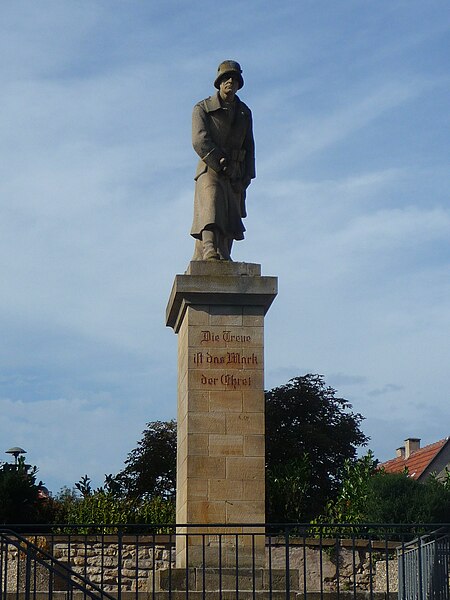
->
[0,537,3,600]
[417,535,424,600]
[284,526,290,600]
[117,527,123,600]
[24,545,32,600]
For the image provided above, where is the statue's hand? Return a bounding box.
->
[219,157,228,172]
[220,157,237,180]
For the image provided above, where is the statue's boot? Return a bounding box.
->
[202,229,220,260]
[218,236,233,261]
[192,239,203,261]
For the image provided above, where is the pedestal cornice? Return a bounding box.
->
[166,261,277,332]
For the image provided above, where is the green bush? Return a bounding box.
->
[266,455,311,524]
[53,482,175,531]
[0,459,54,524]
[313,452,450,532]
[366,471,450,524]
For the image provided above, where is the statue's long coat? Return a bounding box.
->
[190,93,255,240]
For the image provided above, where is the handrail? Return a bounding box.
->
[397,525,450,551]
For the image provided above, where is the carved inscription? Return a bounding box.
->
[191,328,262,390]
[201,373,252,389]
[201,330,251,343]
[193,351,258,366]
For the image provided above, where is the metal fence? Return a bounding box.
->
[0,528,114,600]
[1,523,449,600]
[398,528,450,600]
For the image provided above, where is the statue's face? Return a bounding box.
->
[219,74,239,101]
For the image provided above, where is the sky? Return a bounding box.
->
[0,1,449,494]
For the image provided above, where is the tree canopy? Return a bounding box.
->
[115,420,177,500]
[318,452,450,525]
[365,471,450,523]
[110,376,368,522]
[265,374,369,522]
[0,458,51,524]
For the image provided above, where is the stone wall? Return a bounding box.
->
[51,537,174,592]
[5,536,398,593]
[268,541,398,593]
[5,536,174,592]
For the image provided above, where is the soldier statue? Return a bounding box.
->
[190,60,255,261]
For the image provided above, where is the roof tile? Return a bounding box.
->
[379,438,448,479]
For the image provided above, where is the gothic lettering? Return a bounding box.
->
[222,330,251,343]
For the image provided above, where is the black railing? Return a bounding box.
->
[0,528,115,600]
[1,524,449,600]
[398,528,450,600]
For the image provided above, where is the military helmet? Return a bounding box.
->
[214,60,244,90]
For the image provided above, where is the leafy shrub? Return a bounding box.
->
[53,477,175,531]
[366,471,450,524]
[0,458,54,525]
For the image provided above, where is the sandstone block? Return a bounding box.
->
[187,433,209,455]
[188,478,208,497]
[225,501,265,523]
[187,456,226,479]
[188,368,262,392]
[187,412,226,434]
[190,348,263,371]
[209,434,243,456]
[187,501,226,523]
[187,326,264,348]
[242,390,265,412]
[187,390,209,412]
[209,306,243,326]
[243,434,265,456]
[209,390,242,412]
[208,479,244,501]
[242,305,264,326]
[243,479,264,500]
[226,412,264,435]
[226,456,265,480]
[187,305,210,325]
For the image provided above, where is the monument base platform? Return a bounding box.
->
[150,568,299,592]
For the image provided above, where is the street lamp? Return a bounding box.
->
[5,447,27,466]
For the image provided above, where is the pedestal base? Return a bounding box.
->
[150,568,299,592]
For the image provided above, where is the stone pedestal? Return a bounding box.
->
[150,567,299,594]
[166,262,277,568]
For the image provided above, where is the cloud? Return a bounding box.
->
[265,366,314,390]
[328,373,368,387]
[368,383,404,398]
[0,1,449,492]
[0,391,176,493]
[257,76,433,176]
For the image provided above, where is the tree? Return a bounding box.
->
[107,375,368,523]
[365,471,450,524]
[0,457,53,524]
[313,451,378,526]
[317,457,450,526]
[266,454,312,524]
[265,374,369,522]
[115,420,177,500]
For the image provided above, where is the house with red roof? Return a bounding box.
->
[379,437,450,482]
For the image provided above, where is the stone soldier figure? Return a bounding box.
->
[190,60,255,261]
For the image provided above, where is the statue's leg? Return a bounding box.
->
[226,238,233,260]
[191,239,203,261]
[202,228,220,260]
[217,235,233,261]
